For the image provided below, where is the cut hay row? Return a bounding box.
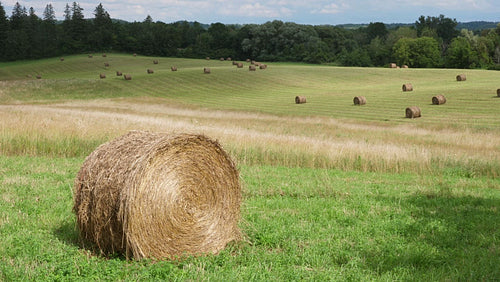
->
[73,130,241,260]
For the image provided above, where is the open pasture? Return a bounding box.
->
[0,54,499,280]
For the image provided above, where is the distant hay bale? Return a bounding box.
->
[206,57,210,60]
[456,74,466,81]
[237,63,243,68]
[402,83,413,92]
[116,71,123,76]
[251,60,256,65]
[124,74,132,80]
[295,96,307,104]
[249,65,256,71]
[204,67,211,74]
[88,54,93,58]
[171,66,177,71]
[254,62,261,67]
[147,69,154,74]
[246,59,250,62]
[402,65,408,68]
[99,73,106,79]
[226,57,231,61]
[390,63,397,68]
[153,60,159,64]
[405,106,421,118]
[497,89,500,97]
[232,61,238,65]
[102,54,107,57]
[36,75,41,79]
[104,63,110,67]
[60,57,64,61]
[353,96,366,105]
[133,53,137,57]
[73,130,241,260]
[432,95,446,105]
[259,64,267,69]
[220,57,225,61]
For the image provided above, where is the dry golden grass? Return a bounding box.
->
[1,98,498,175]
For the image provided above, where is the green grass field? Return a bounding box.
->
[1,54,499,280]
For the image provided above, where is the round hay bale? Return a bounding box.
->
[251,60,256,65]
[402,65,408,68]
[102,54,107,57]
[99,73,106,79]
[116,71,123,76]
[389,63,397,68]
[204,67,211,74]
[73,131,241,260]
[124,74,132,80]
[133,53,137,57]
[432,95,446,105]
[60,57,64,61]
[402,83,413,92]
[259,64,267,69]
[226,57,231,61]
[353,96,366,105]
[232,61,238,66]
[246,59,250,63]
[295,96,307,104]
[153,60,159,64]
[456,74,466,81]
[405,106,421,118]
[220,57,225,61]
[237,63,243,68]
[206,57,210,60]
[104,63,110,67]
[36,75,41,79]
[249,65,256,71]
[88,54,93,58]
[171,66,178,71]
[147,69,154,74]
[497,89,500,97]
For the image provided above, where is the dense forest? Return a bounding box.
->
[0,1,499,69]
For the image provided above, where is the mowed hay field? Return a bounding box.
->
[1,54,499,280]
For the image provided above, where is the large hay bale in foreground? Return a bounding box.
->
[73,131,241,260]
[402,83,413,92]
[432,95,446,105]
[295,96,307,104]
[456,74,466,81]
[353,96,366,105]
[406,106,421,118]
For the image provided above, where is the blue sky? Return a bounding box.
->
[2,0,499,25]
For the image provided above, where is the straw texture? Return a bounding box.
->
[73,131,241,260]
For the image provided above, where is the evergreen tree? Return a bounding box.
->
[0,1,9,60]
[6,2,29,60]
[90,3,113,51]
[42,4,58,57]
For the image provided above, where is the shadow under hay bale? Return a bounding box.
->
[432,95,446,105]
[406,106,421,118]
[353,96,366,105]
[295,96,307,104]
[171,66,177,71]
[73,131,241,260]
[99,73,106,79]
[147,69,154,74]
[116,71,123,76]
[402,83,413,92]
[204,67,211,74]
[249,65,256,71]
[456,74,466,81]
[124,74,132,80]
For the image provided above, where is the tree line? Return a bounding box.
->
[1,2,499,69]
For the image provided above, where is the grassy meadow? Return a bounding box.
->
[0,54,499,280]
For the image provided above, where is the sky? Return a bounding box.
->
[2,0,499,25]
